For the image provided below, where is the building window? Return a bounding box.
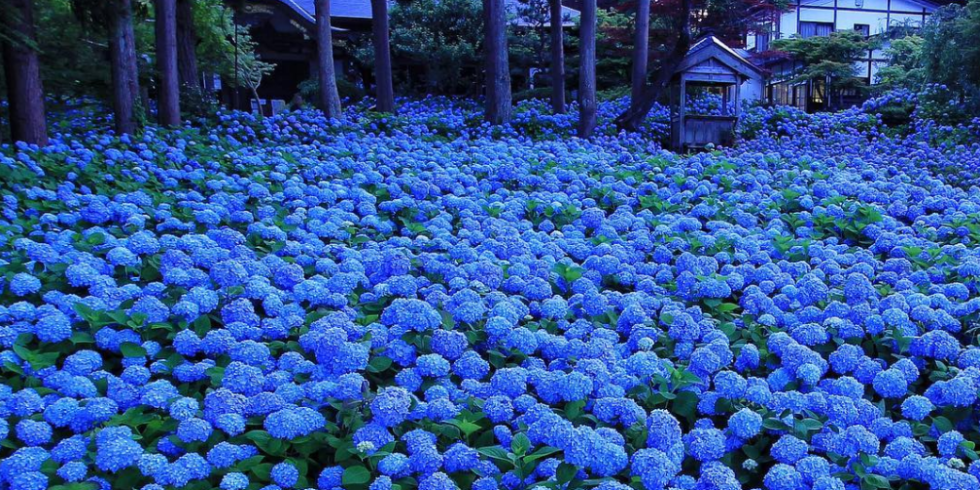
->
[854,24,870,37]
[755,33,771,51]
[799,21,834,38]
[769,83,791,106]
[792,84,808,110]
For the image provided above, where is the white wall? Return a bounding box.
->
[741,77,765,104]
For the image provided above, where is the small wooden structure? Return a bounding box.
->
[669,35,763,151]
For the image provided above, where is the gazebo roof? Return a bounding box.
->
[675,35,763,84]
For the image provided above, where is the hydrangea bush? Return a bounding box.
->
[1,98,980,490]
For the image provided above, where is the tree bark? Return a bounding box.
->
[0,0,47,146]
[630,0,650,103]
[250,87,262,115]
[315,0,343,118]
[176,0,200,92]
[615,0,693,131]
[109,0,141,135]
[578,0,596,137]
[484,0,511,124]
[370,0,395,113]
[156,0,181,126]
[548,0,565,113]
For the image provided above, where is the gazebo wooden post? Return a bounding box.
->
[722,85,729,115]
[678,75,686,149]
[734,82,740,117]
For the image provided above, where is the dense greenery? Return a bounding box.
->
[869,0,980,120]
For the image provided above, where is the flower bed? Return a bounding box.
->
[2,100,980,490]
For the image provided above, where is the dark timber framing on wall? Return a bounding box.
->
[790,2,932,16]
[796,0,801,35]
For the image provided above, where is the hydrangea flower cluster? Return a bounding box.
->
[1,95,980,490]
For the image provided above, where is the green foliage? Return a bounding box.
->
[508,0,551,83]
[921,2,980,99]
[772,30,879,107]
[298,78,366,106]
[192,0,248,84]
[594,8,634,92]
[33,0,110,99]
[875,35,925,92]
[380,0,485,94]
[230,25,276,101]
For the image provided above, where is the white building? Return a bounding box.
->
[745,0,938,110]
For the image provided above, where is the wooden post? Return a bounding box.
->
[0,0,47,146]
[316,0,343,118]
[156,0,181,126]
[485,0,512,124]
[371,0,395,113]
[734,82,740,117]
[678,77,686,149]
[548,0,565,113]
[578,0,597,137]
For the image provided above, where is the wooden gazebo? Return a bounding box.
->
[669,35,763,151]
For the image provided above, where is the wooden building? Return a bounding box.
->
[670,35,764,151]
[744,0,938,111]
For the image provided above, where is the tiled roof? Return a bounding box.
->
[686,35,762,74]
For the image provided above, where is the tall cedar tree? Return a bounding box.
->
[156,0,181,125]
[176,0,200,93]
[579,0,597,136]
[0,0,48,145]
[485,0,512,124]
[549,0,566,113]
[371,0,395,113]
[630,0,650,102]
[316,0,343,118]
[110,0,141,134]
[72,0,143,134]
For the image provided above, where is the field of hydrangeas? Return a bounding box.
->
[2,97,980,490]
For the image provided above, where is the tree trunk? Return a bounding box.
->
[176,0,200,93]
[0,0,47,146]
[578,0,596,137]
[156,0,181,126]
[425,65,439,93]
[548,0,565,113]
[315,0,343,118]
[250,87,262,115]
[109,0,140,135]
[484,0,511,124]
[615,0,693,131]
[630,0,650,103]
[370,0,395,113]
